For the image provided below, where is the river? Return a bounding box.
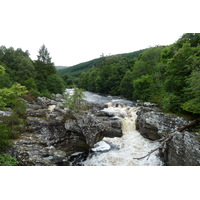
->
[66,89,163,166]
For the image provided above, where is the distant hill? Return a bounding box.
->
[55,66,68,70]
[58,49,145,77]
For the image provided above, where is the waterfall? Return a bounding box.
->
[83,103,163,166]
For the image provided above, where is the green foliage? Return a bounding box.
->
[76,33,200,116]
[0,154,19,166]
[162,93,182,112]
[161,37,200,112]
[0,124,18,152]
[0,98,27,153]
[34,45,65,95]
[0,65,27,156]
[182,69,200,114]
[63,88,86,116]
[23,78,38,92]
[0,47,32,84]
[46,74,66,94]
[0,83,27,108]
[0,72,13,88]
[37,44,53,65]
[58,49,144,77]
[0,45,66,165]
[132,75,153,101]
[77,55,131,96]
[62,74,74,86]
[119,70,134,99]
[0,65,5,75]
[11,98,27,122]
[0,45,65,98]
[15,56,35,82]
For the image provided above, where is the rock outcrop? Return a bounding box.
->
[6,96,122,166]
[136,106,200,166]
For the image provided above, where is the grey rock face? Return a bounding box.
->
[7,96,122,166]
[136,107,189,140]
[0,110,12,117]
[136,106,200,166]
[164,131,200,166]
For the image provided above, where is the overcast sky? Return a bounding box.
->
[1,0,199,66]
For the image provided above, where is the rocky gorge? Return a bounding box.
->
[2,93,200,166]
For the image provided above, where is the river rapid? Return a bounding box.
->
[66,89,163,166]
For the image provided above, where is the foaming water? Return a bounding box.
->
[83,103,163,166]
[65,89,163,166]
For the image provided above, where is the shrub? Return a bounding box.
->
[0,154,19,166]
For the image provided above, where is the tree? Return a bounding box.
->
[0,65,5,75]
[63,74,74,86]
[119,70,134,99]
[63,88,86,116]
[46,74,66,94]
[0,66,27,165]
[34,45,64,95]
[182,69,200,114]
[161,41,200,112]
[0,83,27,108]
[132,74,153,100]
[37,44,53,65]
[16,56,35,82]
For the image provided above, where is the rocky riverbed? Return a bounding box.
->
[6,94,123,166]
[2,93,200,166]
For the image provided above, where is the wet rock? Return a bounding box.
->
[136,107,189,139]
[101,118,122,138]
[0,110,12,117]
[136,106,200,166]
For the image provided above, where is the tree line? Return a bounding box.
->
[0,45,66,165]
[76,33,200,116]
[0,44,65,98]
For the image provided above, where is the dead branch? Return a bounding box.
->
[133,133,175,160]
[133,147,161,160]
[177,120,198,132]
[133,120,199,160]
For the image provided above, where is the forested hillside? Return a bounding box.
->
[58,49,144,77]
[76,33,200,116]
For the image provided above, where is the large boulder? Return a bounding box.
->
[136,107,189,140]
[136,106,200,166]
[164,131,200,166]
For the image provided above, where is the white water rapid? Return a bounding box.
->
[66,89,163,166]
[83,103,163,166]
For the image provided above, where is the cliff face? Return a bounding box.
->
[7,95,122,166]
[136,106,200,166]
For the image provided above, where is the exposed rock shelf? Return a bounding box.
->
[7,95,122,166]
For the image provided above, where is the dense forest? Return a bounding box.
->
[58,49,144,77]
[0,45,66,98]
[58,49,145,86]
[72,33,200,116]
[0,45,65,165]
